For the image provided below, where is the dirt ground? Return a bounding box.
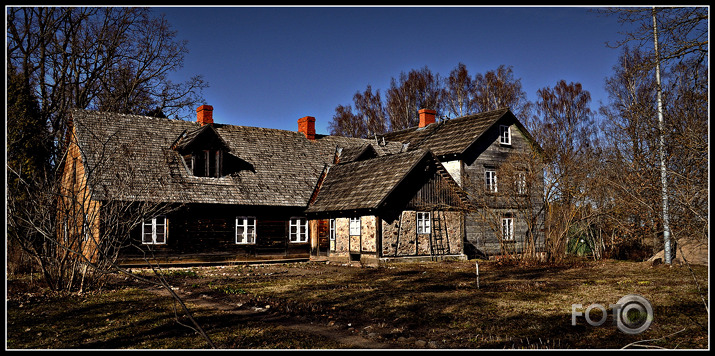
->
[145,279,392,348]
[7,259,710,349]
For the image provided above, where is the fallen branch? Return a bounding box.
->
[620,328,686,349]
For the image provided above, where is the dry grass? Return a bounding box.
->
[6,259,709,349]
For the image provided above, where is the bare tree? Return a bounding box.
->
[332,64,533,135]
[651,8,673,264]
[597,6,708,263]
[599,46,662,258]
[600,45,708,258]
[600,7,708,65]
[6,114,217,347]
[328,104,368,138]
[473,65,532,119]
[442,63,477,118]
[530,80,599,261]
[7,115,172,291]
[354,85,388,136]
[6,6,207,165]
[464,148,546,261]
[497,150,547,260]
[663,60,708,244]
[329,85,388,138]
[385,66,444,130]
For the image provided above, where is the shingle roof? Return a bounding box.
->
[70,109,397,207]
[71,108,520,210]
[305,149,433,213]
[383,108,513,157]
[337,143,378,163]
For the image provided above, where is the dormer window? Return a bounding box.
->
[499,125,511,145]
[184,150,223,177]
[173,124,231,178]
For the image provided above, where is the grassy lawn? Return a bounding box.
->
[6,259,709,349]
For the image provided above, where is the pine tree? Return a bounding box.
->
[7,69,50,185]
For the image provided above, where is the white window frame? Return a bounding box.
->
[349,217,361,236]
[82,215,91,243]
[416,212,431,235]
[63,221,69,244]
[142,216,168,245]
[485,169,498,193]
[516,172,527,195]
[502,217,514,241]
[289,217,308,243]
[499,125,511,145]
[329,219,336,241]
[235,216,256,244]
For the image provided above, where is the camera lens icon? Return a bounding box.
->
[615,294,653,334]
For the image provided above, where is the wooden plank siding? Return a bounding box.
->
[460,117,545,257]
[57,124,102,263]
[118,205,310,265]
[381,108,546,258]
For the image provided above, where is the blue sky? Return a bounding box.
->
[154,6,638,134]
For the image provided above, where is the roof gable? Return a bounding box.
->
[337,143,379,164]
[306,149,471,214]
[306,149,429,213]
[172,124,231,153]
[382,108,539,157]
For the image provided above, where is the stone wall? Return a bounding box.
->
[325,212,464,264]
[381,211,463,258]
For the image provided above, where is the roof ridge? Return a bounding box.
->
[382,107,511,135]
[73,108,191,125]
[333,147,429,167]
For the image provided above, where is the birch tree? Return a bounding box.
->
[442,63,477,118]
[597,6,708,263]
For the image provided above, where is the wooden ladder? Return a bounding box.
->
[430,211,447,261]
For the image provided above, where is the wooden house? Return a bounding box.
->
[383,109,546,258]
[61,104,542,266]
[306,147,473,265]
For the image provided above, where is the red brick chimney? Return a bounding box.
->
[197,105,214,126]
[419,109,436,128]
[298,116,316,140]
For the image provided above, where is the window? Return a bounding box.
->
[416,212,431,234]
[236,217,256,244]
[516,172,527,195]
[82,215,91,243]
[502,217,514,241]
[186,150,223,177]
[329,219,336,241]
[62,222,69,244]
[485,169,498,193]
[349,217,361,236]
[290,217,308,243]
[499,125,511,145]
[142,216,167,245]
